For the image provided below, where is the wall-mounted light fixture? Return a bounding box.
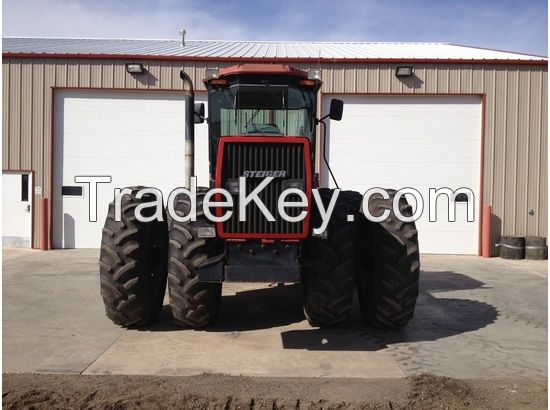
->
[395,66,414,77]
[205,68,219,79]
[308,69,322,80]
[125,63,144,74]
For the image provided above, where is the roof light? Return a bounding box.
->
[395,66,414,77]
[125,63,144,74]
[308,69,322,80]
[210,79,227,85]
[205,68,219,79]
[299,79,316,86]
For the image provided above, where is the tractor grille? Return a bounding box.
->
[219,139,309,237]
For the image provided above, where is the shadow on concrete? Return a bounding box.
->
[281,294,497,351]
[141,283,304,332]
[281,270,498,351]
[140,270,498,352]
[420,270,490,293]
[212,283,305,332]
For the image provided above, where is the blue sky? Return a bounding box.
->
[2,0,548,55]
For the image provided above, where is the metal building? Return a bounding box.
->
[2,37,547,253]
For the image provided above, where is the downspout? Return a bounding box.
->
[180,70,194,188]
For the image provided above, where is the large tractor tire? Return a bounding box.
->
[99,187,168,327]
[302,188,359,327]
[356,190,420,329]
[168,188,225,328]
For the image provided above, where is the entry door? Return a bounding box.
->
[2,172,32,247]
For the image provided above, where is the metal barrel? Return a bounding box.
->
[499,236,525,259]
[525,236,548,260]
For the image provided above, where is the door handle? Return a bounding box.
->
[25,204,31,213]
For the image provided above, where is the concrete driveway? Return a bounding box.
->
[3,248,547,378]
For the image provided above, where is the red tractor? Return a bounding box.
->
[99,64,420,329]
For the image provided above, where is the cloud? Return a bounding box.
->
[2,0,247,40]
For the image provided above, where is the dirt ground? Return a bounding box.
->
[3,373,547,409]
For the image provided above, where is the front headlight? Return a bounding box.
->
[197,226,216,238]
[282,179,305,192]
[225,178,240,195]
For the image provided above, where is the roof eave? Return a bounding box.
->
[2,52,548,66]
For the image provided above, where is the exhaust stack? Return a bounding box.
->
[180,70,194,188]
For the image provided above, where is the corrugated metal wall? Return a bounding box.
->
[2,58,547,248]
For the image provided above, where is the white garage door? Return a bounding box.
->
[53,90,209,249]
[322,95,482,255]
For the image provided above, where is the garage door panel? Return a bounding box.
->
[426,233,478,254]
[329,142,479,165]
[323,95,482,254]
[343,113,482,127]
[62,139,186,159]
[336,165,480,186]
[330,123,481,141]
[63,127,187,140]
[53,90,208,249]
[62,94,186,110]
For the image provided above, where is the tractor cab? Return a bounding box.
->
[204,64,321,138]
[203,64,323,185]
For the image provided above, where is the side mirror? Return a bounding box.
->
[329,99,344,121]
[194,102,205,124]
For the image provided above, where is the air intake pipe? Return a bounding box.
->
[180,70,194,188]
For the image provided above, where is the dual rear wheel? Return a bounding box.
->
[301,188,419,328]
[99,186,223,328]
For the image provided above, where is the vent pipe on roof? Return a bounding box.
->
[179,28,186,47]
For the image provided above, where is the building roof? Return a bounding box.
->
[2,37,547,64]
